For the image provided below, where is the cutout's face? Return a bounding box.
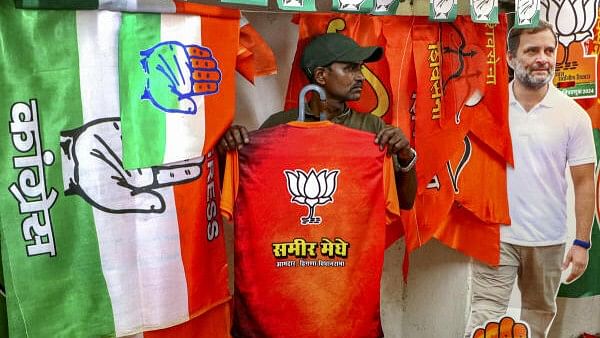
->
[508,29,557,89]
[315,61,365,102]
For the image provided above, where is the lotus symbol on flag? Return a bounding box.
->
[542,0,599,65]
[518,0,540,25]
[472,0,495,21]
[284,168,340,225]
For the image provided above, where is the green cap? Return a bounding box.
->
[300,33,383,73]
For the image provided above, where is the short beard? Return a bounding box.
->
[512,61,554,90]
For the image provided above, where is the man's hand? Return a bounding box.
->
[472,316,529,338]
[562,244,589,283]
[374,125,413,163]
[217,125,250,153]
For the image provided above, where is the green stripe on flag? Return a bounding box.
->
[15,0,99,9]
[120,14,172,169]
[0,225,9,338]
[0,4,115,336]
[558,128,600,298]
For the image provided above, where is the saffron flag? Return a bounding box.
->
[221,122,400,337]
[411,16,511,265]
[0,5,230,337]
[237,16,278,84]
[413,15,511,193]
[430,133,510,265]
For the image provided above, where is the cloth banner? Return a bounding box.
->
[0,4,231,337]
[556,2,600,298]
[283,13,416,274]
[285,14,511,268]
[15,0,277,170]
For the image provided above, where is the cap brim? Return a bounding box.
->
[338,46,383,64]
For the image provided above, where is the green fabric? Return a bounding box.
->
[119,14,168,169]
[0,4,115,336]
[558,128,600,297]
[0,223,8,338]
[15,0,99,9]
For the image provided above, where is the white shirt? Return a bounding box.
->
[501,82,595,246]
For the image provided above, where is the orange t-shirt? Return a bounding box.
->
[221,121,399,338]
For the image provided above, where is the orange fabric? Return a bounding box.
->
[283,14,512,271]
[172,150,231,318]
[434,204,500,266]
[237,20,278,84]
[284,13,416,251]
[413,133,508,265]
[175,2,242,157]
[409,16,511,267]
[413,15,512,193]
[451,133,510,225]
[433,134,509,265]
[466,15,513,165]
[144,301,232,338]
[220,122,399,337]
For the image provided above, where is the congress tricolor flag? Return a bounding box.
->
[0,4,230,337]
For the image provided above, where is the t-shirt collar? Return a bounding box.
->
[509,80,557,110]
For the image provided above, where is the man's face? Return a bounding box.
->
[318,62,365,102]
[508,29,556,89]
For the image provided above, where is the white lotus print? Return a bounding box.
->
[284,168,340,225]
[542,0,599,65]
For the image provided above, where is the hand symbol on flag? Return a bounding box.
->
[338,0,366,10]
[472,316,529,338]
[140,41,222,115]
[60,118,204,214]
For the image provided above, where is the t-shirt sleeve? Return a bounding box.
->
[220,150,239,221]
[567,110,596,166]
[383,155,401,225]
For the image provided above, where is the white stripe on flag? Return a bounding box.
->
[99,0,177,12]
[161,14,206,164]
[76,11,189,336]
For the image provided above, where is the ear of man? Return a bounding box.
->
[313,66,328,86]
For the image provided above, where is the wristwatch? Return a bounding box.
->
[394,148,417,173]
[573,239,591,250]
